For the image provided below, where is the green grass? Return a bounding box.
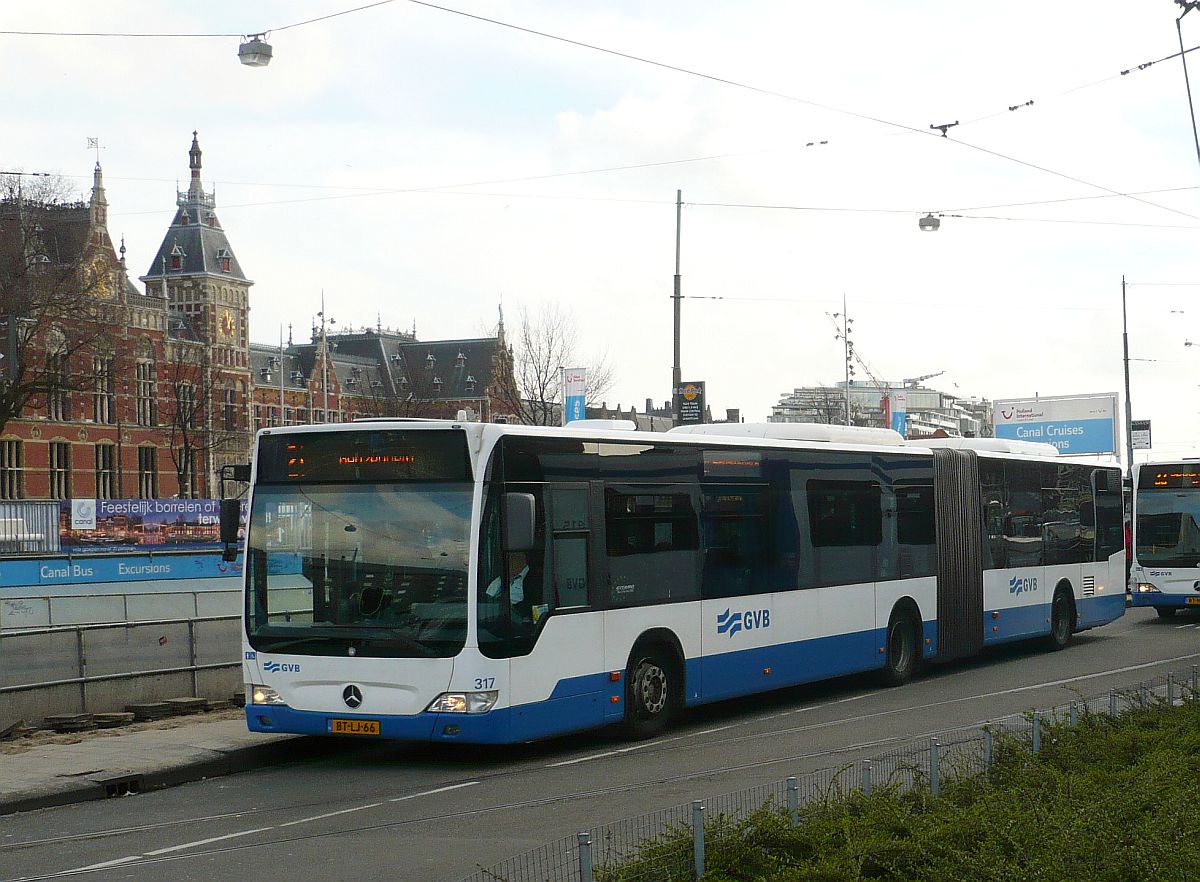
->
[597,700,1200,882]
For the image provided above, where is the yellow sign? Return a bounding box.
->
[329,718,381,736]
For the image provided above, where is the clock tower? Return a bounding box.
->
[140,132,253,492]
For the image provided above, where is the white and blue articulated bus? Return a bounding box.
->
[232,420,1126,744]
[1130,459,1200,616]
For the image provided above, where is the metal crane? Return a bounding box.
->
[903,371,945,388]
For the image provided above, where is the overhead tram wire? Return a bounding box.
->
[108,185,1200,231]
[7,5,1198,221]
[955,43,1200,127]
[392,0,1200,223]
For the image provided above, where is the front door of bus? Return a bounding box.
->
[508,482,607,739]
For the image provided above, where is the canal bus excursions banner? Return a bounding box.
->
[993,393,1117,455]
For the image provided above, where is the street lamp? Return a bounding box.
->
[918,213,941,232]
[238,34,273,67]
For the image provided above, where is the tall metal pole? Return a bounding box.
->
[1122,275,1134,481]
[843,294,851,426]
[672,190,682,416]
[278,324,285,425]
[320,291,330,424]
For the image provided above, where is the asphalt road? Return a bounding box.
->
[3,606,1198,882]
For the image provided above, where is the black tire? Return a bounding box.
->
[622,648,678,739]
[1046,588,1074,650]
[1156,607,1178,619]
[880,612,919,687]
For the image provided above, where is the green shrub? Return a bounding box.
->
[597,701,1200,882]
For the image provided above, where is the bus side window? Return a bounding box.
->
[701,487,771,598]
[605,489,700,605]
[805,479,881,587]
[550,485,590,609]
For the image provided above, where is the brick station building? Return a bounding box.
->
[0,134,517,502]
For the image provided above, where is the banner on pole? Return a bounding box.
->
[562,368,587,425]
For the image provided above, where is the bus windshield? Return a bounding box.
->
[245,478,473,658]
[1135,488,1200,567]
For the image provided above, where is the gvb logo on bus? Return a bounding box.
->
[716,607,771,638]
[262,661,301,673]
[1008,575,1039,595]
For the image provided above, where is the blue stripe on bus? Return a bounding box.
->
[689,627,886,704]
[1130,593,1199,611]
[1077,593,1127,626]
[981,603,1048,645]
[246,595,1125,745]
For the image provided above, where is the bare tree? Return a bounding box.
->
[500,304,614,426]
[810,387,846,425]
[161,335,239,498]
[0,173,119,434]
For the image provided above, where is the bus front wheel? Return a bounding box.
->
[622,649,677,739]
[1156,607,1177,619]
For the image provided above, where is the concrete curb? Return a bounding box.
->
[0,734,337,816]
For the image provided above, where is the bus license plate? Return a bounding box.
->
[330,718,380,736]
[1187,598,1200,606]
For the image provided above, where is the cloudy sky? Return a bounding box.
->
[6,1,1200,458]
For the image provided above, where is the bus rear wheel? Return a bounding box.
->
[622,649,677,739]
[880,612,919,687]
[1046,588,1074,650]
[1156,607,1178,619]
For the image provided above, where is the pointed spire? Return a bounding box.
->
[187,130,204,201]
[90,161,108,226]
[119,235,127,269]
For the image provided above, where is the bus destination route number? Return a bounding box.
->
[329,718,381,736]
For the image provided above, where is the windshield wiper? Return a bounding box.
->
[254,627,440,657]
[347,625,440,656]
[253,636,331,654]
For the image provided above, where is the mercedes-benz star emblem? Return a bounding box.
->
[342,685,363,709]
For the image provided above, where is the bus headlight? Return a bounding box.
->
[1135,583,1161,593]
[426,691,499,714]
[249,684,288,706]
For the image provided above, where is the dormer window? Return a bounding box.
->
[399,377,409,389]
[433,377,443,390]
[425,354,435,370]
[180,211,190,226]
[465,374,476,393]
[216,247,231,273]
[456,352,466,367]
[170,243,185,270]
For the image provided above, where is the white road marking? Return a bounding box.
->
[144,826,274,856]
[279,802,383,827]
[693,724,735,736]
[388,781,479,802]
[61,855,139,873]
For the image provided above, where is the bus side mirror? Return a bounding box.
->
[503,492,536,552]
[220,498,241,562]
